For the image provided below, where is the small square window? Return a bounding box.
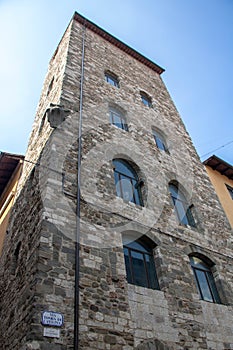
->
[140,92,152,107]
[110,109,128,131]
[105,72,119,88]
[226,184,233,199]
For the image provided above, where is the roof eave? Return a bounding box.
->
[203,155,233,180]
[73,12,165,75]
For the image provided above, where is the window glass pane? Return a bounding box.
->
[190,257,209,270]
[112,113,122,129]
[153,131,167,152]
[147,255,159,289]
[132,179,141,205]
[123,122,128,131]
[170,185,185,202]
[105,74,119,87]
[174,199,189,225]
[142,96,149,106]
[127,241,148,252]
[186,207,196,227]
[120,175,134,202]
[169,184,195,227]
[131,250,147,287]
[207,272,221,303]
[169,184,178,198]
[110,111,128,131]
[113,160,142,206]
[195,269,213,302]
[190,256,220,304]
[156,137,166,151]
[123,239,159,290]
[108,77,115,86]
[141,94,151,107]
[113,160,133,178]
[123,247,132,284]
[114,172,121,198]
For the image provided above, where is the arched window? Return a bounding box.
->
[152,129,168,153]
[140,91,152,107]
[105,71,119,88]
[113,159,143,206]
[123,236,159,289]
[169,183,196,227]
[109,108,128,131]
[190,256,221,303]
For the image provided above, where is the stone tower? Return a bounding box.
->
[0,12,233,350]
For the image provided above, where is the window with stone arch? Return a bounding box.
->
[113,159,143,206]
[189,254,221,303]
[140,91,152,107]
[105,70,119,88]
[169,182,196,227]
[152,128,169,153]
[122,234,160,290]
[109,107,128,131]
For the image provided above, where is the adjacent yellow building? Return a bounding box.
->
[204,155,233,228]
[0,152,24,255]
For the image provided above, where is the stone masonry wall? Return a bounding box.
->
[17,20,74,194]
[0,166,43,349]
[62,18,233,349]
[0,14,233,350]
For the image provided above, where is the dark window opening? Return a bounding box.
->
[169,183,196,227]
[123,237,159,290]
[190,256,221,303]
[113,159,143,206]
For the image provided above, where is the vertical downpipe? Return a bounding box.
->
[74,23,86,349]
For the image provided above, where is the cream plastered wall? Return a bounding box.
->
[0,163,23,255]
[205,165,233,228]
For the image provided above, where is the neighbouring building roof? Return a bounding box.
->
[203,155,233,180]
[0,152,24,198]
[73,12,165,75]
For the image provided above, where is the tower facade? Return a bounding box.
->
[0,12,233,350]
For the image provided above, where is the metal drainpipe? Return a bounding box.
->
[74,23,86,349]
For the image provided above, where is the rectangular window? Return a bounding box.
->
[110,110,128,131]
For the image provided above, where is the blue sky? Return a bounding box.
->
[0,0,233,164]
